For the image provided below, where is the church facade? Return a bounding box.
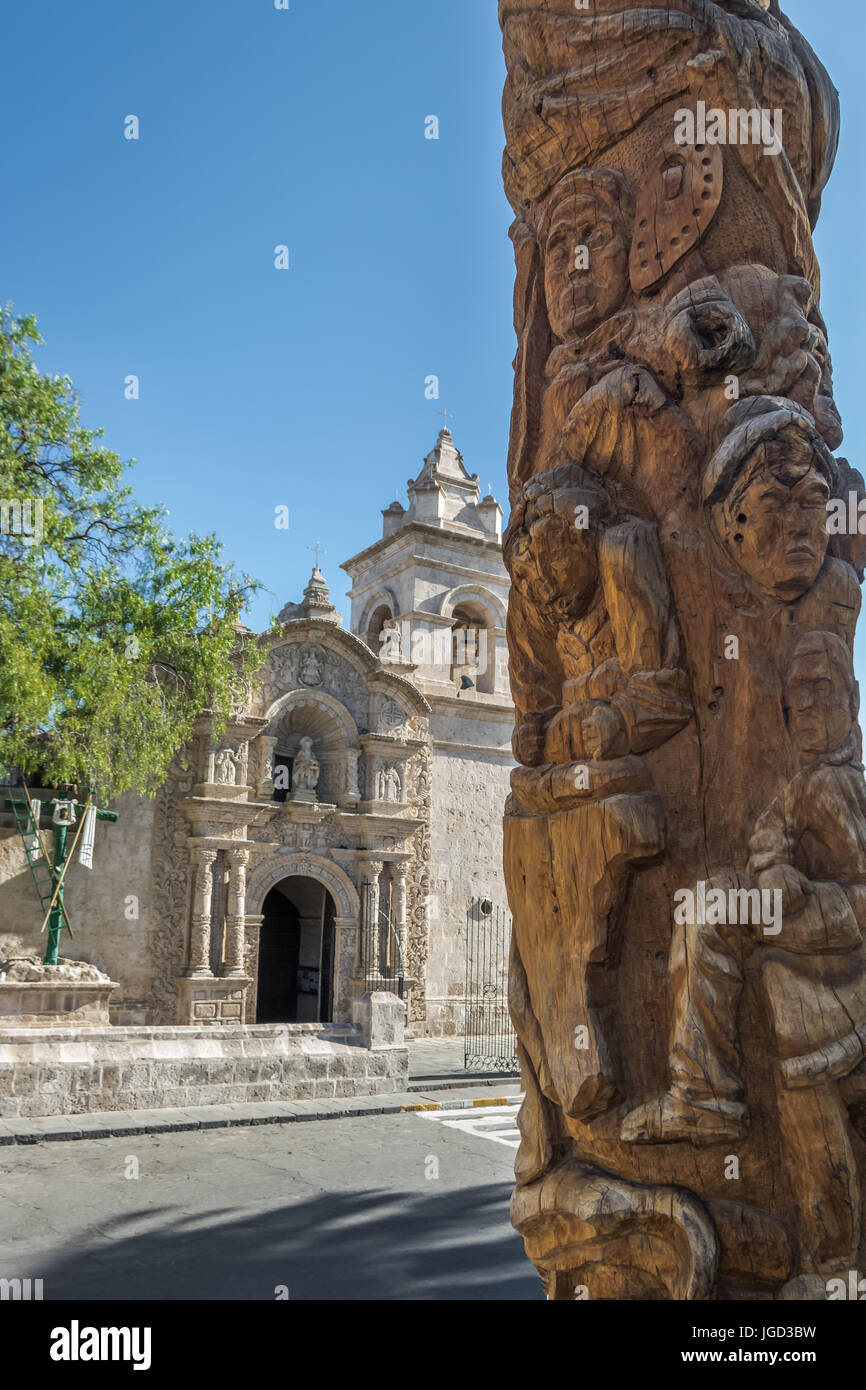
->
[0,430,513,1038]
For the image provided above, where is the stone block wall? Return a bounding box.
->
[0,791,157,1026]
[0,1022,408,1118]
[424,735,513,1036]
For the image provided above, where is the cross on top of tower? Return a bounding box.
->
[307,542,327,569]
[437,407,454,432]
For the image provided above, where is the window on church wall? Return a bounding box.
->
[366,604,394,661]
[450,602,493,694]
[272,753,293,803]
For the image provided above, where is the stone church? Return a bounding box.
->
[0,429,513,1039]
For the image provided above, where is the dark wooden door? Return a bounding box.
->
[257,888,301,1022]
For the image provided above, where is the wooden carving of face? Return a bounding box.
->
[507,490,602,621]
[543,186,630,342]
[713,435,830,601]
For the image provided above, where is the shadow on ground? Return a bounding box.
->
[38,1181,542,1301]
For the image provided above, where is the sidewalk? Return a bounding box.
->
[0,1036,521,1146]
[0,1081,523,1146]
[407,1035,519,1090]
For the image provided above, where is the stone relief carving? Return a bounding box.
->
[378,697,409,738]
[214,747,239,786]
[406,746,432,1023]
[299,646,324,687]
[500,0,865,1300]
[145,621,431,1036]
[380,619,403,664]
[257,641,369,732]
[375,765,402,802]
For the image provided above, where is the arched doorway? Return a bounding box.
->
[256,876,336,1023]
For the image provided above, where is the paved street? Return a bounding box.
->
[0,1107,540,1301]
[417,1102,521,1149]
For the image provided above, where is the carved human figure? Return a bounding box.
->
[380,620,402,664]
[214,747,238,786]
[622,631,866,1160]
[293,736,320,793]
[717,266,843,451]
[499,0,858,1300]
[299,649,322,686]
[376,766,400,802]
[504,463,692,1132]
[540,168,634,345]
[702,397,837,602]
[505,463,692,782]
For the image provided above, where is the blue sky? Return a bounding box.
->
[2,0,864,664]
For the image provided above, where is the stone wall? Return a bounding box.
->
[424,719,513,1036]
[0,827,49,958]
[0,792,156,1026]
[64,792,157,1025]
[0,1022,408,1118]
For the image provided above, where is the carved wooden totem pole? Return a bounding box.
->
[500,0,866,1299]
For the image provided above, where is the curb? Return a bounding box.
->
[401,1096,521,1112]
[0,1092,523,1146]
[407,1074,520,1092]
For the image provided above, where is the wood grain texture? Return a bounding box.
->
[500,0,865,1300]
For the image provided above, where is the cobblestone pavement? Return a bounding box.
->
[0,1108,540,1301]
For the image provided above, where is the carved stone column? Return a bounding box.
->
[258,736,278,800]
[362,859,384,980]
[390,863,409,973]
[223,847,250,977]
[345,748,362,803]
[187,848,218,978]
[500,0,863,1302]
[244,913,263,1022]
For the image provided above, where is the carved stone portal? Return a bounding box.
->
[500,0,866,1300]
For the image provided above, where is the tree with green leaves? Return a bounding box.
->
[0,307,261,799]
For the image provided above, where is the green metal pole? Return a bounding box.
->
[44,822,67,966]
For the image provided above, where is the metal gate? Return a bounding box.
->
[464,898,518,1072]
[361,893,405,1000]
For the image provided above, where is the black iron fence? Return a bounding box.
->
[465,898,518,1072]
[361,889,405,1000]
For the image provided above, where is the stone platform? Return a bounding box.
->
[0,956,117,1028]
[0,1019,408,1118]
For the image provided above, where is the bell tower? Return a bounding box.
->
[342,428,514,1035]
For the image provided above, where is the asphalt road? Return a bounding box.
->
[0,1105,541,1301]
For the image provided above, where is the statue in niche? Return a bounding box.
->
[376,765,401,802]
[299,648,323,687]
[292,736,320,794]
[214,747,238,786]
[498,0,864,1303]
[380,620,402,664]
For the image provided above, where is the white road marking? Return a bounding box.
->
[416,1103,522,1149]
